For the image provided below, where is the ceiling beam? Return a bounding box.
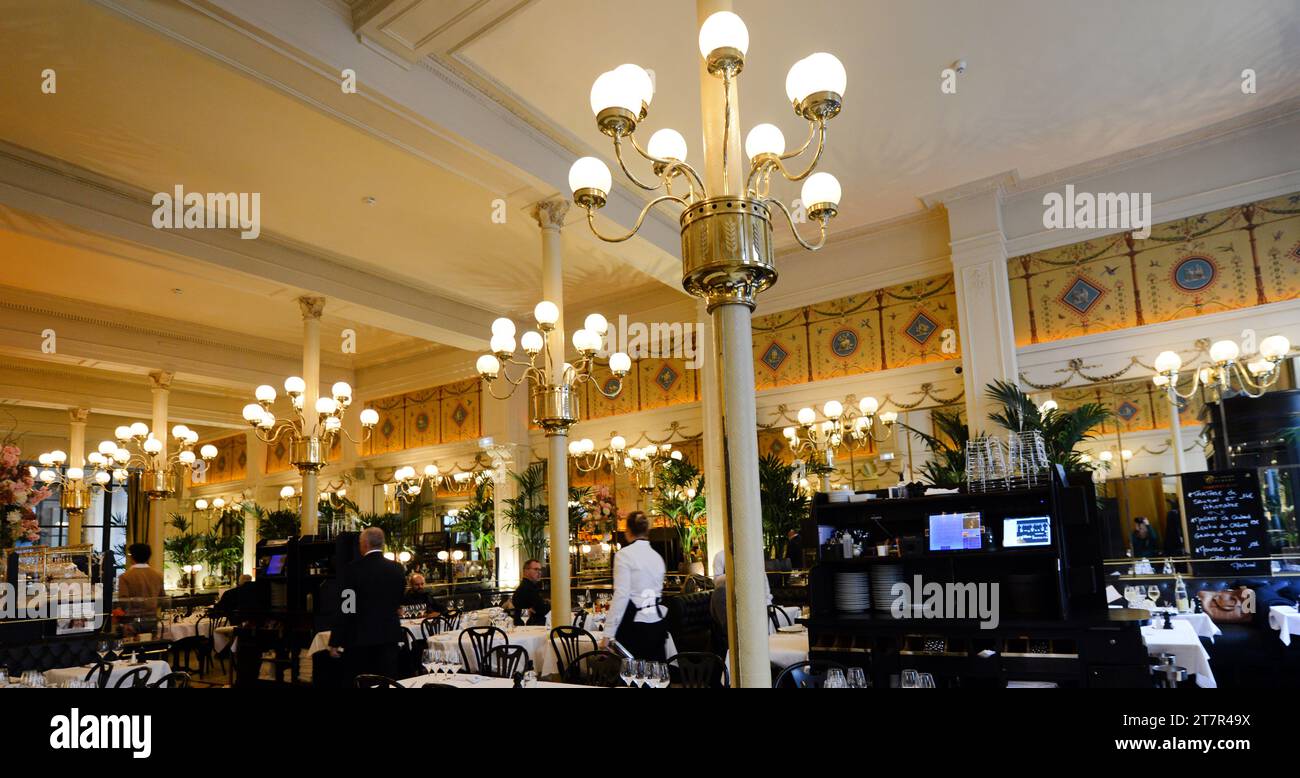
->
[0,141,497,351]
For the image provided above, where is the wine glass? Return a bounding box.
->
[824,668,847,688]
[620,659,634,687]
[655,662,670,689]
[1147,584,1161,607]
[847,667,868,689]
[421,648,435,676]
[447,650,462,675]
[96,640,109,662]
[456,599,465,613]
[111,639,124,661]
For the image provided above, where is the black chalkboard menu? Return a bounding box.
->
[1180,469,1267,575]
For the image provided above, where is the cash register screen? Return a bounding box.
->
[264,554,286,575]
[928,512,982,551]
[1003,516,1052,547]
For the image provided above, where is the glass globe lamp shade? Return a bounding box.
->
[613,63,654,109]
[569,157,612,206]
[424,464,440,477]
[610,435,626,451]
[242,403,264,422]
[584,313,609,336]
[822,400,844,419]
[315,397,338,415]
[489,334,515,355]
[114,425,132,441]
[534,300,560,327]
[359,408,379,427]
[801,172,842,217]
[129,422,149,438]
[646,128,688,161]
[284,376,306,395]
[698,11,749,57]
[609,351,632,375]
[1209,339,1239,364]
[783,426,796,439]
[255,384,276,403]
[66,467,84,480]
[521,331,544,354]
[143,437,162,454]
[476,354,501,378]
[114,449,131,464]
[1259,334,1290,360]
[171,424,190,439]
[38,453,52,466]
[178,450,195,464]
[491,318,516,339]
[796,407,816,425]
[98,440,117,455]
[213,498,225,509]
[589,69,641,116]
[1153,350,1182,374]
[745,123,786,159]
[331,381,353,401]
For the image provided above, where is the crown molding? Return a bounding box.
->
[920,170,1020,209]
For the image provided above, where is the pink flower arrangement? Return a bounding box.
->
[1,442,49,546]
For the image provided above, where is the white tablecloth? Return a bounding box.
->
[45,659,172,688]
[1142,620,1216,688]
[726,629,810,680]
[1150,610,1223,642]
[769,606,803,634]
[1269,605,1300,646]
[308,618,431,656]
[399,672,592,689]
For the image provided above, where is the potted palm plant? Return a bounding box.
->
[985,380,1111,472]
[653,458,708,572]
[503,462,548,563]
[901,408,973,488]
[758,453,809,559]
[450,474,495,563]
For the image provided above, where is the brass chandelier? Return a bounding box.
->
[567,11,845,308]
[38,423,217,507]
[390,462,492,504]
[474,306,631,432]
[242,378,378,473]
[1152,335,1291,401]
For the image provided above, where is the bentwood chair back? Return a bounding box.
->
[549,626,598,678]
[571,609,588,628]
[563,649,624,687]
[149,671,192,688]
[112,666,153,688]
[458,626,508,673]
[84,660,113,689]
[773,660,848,689]
[442,611,464,631]
[666,652,729,688]
[483,644,530,678]
[767,604,795,632]
[421,617,444,638]
[354,674,405,689]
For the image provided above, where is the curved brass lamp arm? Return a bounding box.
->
[780,121,827,182]
[584,195,687,243]
[628,133,707,196]
[765,197,830,251]
[613,135,663,191]
[781,120,819,161]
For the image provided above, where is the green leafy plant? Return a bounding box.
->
[568,485,591,544]
[503,461,548,562]
[163,513,202,570]
[450,474,495,561]
[901,408,973,488]
[200,526,244,584]
[356,510,418,554]
[251,503,300,541]
[758,453,809,558]
[654,458,707,562]
[986,379,1111,472]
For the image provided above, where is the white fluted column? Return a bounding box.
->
[243,428,266,575]
[532,197,572,627]
[697,302,727,576]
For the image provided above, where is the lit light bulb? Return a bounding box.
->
[213,498,225,509]
[178,450,196,464]
[744,123,786,159]
[1039,400,1059,413]
[255,384,276,403]
[1259,334,1290,360]
[491,318,516,339]
[534,300,560,327]
[280,485,295,499]
[195,499,209,510]
[568,157,612,196]
[129,422,149,438]
[698,11,749,58]
[424,464,440,477]
[476,354,501,378]
[94,470,110,485]
[783,426,796,439]
[521,331,544,354]
[284,376,306,395]
[489,334,516,355]
[315,397,338,415]
[114,425,131,441]
[143,437,162,454]
[1209,339,1239,364]
[359,408,379,427]
[584,313,609,336]
[797,407,816,426]
[822,400,843,419]
[801,172,842,209]
[1153,350,1182,374]
[243,403,265,422]
[171,424,190,439]
[613,63,654,109]
[589,69,641,116]
[609,352,632,375]
[610,435,626,451]
[859,396,879,415]
[66,467,84,480]
[331,381,352,400]
[786,52,847,103]
[646,128,687,161]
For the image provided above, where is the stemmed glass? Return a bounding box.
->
[1147,584,1161,607]
[96,640,109,663]
[824,668,847,688]
[847,667,868,688]
[620,659,635,688]
[111,639,124,661]
[422,648,436,677]
[653,662,670,689]
[447,650,462,675]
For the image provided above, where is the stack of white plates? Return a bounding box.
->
[835,571,870,612]
[870,564,905,611]
[828,489,851,504]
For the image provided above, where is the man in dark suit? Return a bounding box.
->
[210,574,253,619]
[328,527,405,682]
[506,558,549,626]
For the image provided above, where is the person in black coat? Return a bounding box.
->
[328,527,406,681]
[507,558,549,626]
[210,574,253,619]
[402,572,447,615]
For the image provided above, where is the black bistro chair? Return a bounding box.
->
[563,649,624,687]
[149,671,192,688]
[458,626,508,673]
[548,626,598,679]
[112,666,154,688]
[421,618,444,639]
[171,614,215,675]
[354,674,405,688]
[767,604,795,632]
[773,660,849,689]
[483,644,531,679]
[667,652,729,688]
[84,660,113,689]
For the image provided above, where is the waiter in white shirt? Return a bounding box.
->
[604,511,668,660]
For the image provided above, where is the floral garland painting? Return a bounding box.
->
[1,441,51,547]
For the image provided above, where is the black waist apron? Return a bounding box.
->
[614,592,668,661]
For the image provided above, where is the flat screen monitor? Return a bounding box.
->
[264,553,286,575]
[929,512,982,551]
[1003,516,1052,548]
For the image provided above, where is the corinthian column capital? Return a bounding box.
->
[530,198,570,231]
[148,371,174,391]
[297,295,326,320]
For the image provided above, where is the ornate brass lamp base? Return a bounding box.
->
[290,436,326,473]
[532,384,579,434]
[680,197,776,311]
